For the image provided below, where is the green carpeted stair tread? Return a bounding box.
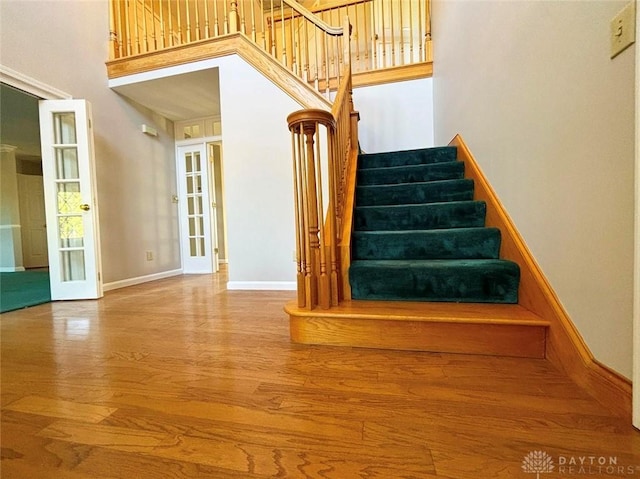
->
[354,201,488,231]
[357,161,464,186]
[356,179,475,207]
[349,259,520,304]
[349,143,520,305]
[352,227,502,261]
[359,146,457,169]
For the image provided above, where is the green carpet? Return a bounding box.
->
[0,270,51,313]
[350,146,520,303]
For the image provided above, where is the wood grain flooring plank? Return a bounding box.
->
[3,396,117,423]
[37,421,170,451]
[100,392,363,442]
[2,269,638,478]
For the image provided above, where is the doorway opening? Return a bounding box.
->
[0,83,50,312]
[175,116,227,275]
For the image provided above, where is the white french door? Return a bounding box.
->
[39,99,102,300]
[177,144,214,274]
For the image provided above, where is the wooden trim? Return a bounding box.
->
[286,300,548,358]
[106,33,331,110]
[338,146,358,300]
[450,134,632,418]
[316,62,433,91]
[353,62,433,88]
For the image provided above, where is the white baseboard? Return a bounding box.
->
[226,281,296,291]
[103,269,183,292]
[0,266,26,273]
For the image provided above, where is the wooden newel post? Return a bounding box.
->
[288,109,337,310]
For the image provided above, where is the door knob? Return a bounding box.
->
[79,204,90,211]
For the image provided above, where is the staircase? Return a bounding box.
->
[286,144,549,359]
[350,146,520,303]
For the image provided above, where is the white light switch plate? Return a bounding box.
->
[611,1,636,59]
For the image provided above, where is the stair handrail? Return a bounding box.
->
[279,0,344,37]
[287,15,358,310]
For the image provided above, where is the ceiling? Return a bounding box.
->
[112,68,221,122]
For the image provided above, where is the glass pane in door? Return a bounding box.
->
[52,112,87,282]
[54,112,77,144]
[60,250,86,281]
[185,151,205,258]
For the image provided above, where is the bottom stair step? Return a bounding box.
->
[349,259,520,304]
[285,300,548,358]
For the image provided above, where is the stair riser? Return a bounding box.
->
[290,315,545,358]
[357,161,465,186]
[360,146,458,169]
[354,201,488,231]
[356,179,475,207]
[350,261,520,304]
[352,228,502,261]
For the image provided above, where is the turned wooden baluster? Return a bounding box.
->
[425,0,432,61]
[326,126,340,306]
[229,0,239,33]
[302,121,320,308]
[158,0,165,48]
[213,0,219,36]
[141,0,149,52]
[108,0,118,59]
[167,0,174,46]
[291,129,306,307]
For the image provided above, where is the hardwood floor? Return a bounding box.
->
[1,271,638,478]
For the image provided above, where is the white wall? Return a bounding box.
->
[107,52,321,289]
[217,56,299,288]
[433,0,636,378]
[0,145,24,272]
[0,0,180,284]
[354,78,435,153]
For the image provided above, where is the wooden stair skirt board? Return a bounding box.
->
[286,300,548,358]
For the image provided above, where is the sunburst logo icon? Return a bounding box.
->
[522,451,555,478]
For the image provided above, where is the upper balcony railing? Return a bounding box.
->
[108,0,432,88]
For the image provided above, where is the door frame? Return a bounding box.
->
[633,7,639,430]
[1,66,105,301]
[0,65,71,100]
[207,140,227,267]
[0,67,70,275]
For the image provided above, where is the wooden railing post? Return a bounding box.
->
[229,0,240,33]
[425,0,433,62]
[303,121,320,308]
[109,0,118,59]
